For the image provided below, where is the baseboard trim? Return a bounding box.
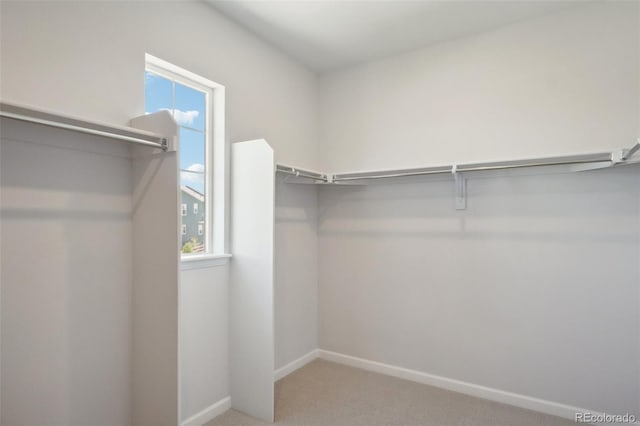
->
[274,349,320,381]
[317,349,635,424]
[181,396,231,426]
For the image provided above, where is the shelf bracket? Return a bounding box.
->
[452,165,466,210]
[612,139,640,164]
[621,139,640,161]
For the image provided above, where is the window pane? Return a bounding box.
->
[175,82,206,131]
[179,127,205,192]
[145,61,216,257]
[144,71,173,114]
[180,184,206,254]
[180,127,206,255]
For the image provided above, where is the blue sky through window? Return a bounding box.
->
[175,82,205,131]
[145,71,206,194]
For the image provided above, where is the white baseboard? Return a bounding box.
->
[181,396,231,426]
[274,349,320,381]
[318,349,637,425]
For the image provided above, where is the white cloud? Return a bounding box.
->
[186,163,204,173]
[181,163,205,184]
[160,108,200,126]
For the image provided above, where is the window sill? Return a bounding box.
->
[181,253,232,270]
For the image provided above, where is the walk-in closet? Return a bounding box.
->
[1,1,639,425]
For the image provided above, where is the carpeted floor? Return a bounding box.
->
[206,359,574,426]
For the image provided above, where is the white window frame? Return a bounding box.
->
[146,54,230,268]
[193,203,198,215]
[181,224,187,236]
[181,203,187,217]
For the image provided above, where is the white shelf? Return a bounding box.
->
[0,100,170,151]
[276,141,639,210]
[277,142,640,186]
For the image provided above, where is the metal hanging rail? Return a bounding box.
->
[332,165,451,182]
[278,142,639,210]
[278,142,639,186]
[332,152,618,182]
[276,164,329,183]
[0,101,168,151]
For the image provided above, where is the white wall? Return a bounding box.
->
[0,1,319,171]
[317,1,640,418]
[180,267,229,419]
[0,1,320,423]
[318,168,640,417]
[319,2,639,172]
[274,180,318,370]
[1,120,133,426]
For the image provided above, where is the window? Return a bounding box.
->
[145,54,227,261]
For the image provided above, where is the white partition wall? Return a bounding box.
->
[130,112,180,426]
[230,140,275,422]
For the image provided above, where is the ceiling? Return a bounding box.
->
[208,0,585,72]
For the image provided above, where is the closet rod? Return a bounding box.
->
[332,152,614,182]
[276,164,329,182]
[0,101,168,151]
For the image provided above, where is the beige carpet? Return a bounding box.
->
[206,359,574,426]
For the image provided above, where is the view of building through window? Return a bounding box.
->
[145,69,209,255]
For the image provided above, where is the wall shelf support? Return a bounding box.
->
[452,165,467,210]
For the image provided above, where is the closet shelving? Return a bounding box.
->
[276,141,640,209]
[0,100,173,151]
[226,138,640,423]
[1,100,182,425]
[278,142,639,184]
[275,164,330,183]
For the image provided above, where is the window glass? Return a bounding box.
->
[175,82,206,131]
[144,71,172,114]
[179,128,206,194]
[145,56,224,258]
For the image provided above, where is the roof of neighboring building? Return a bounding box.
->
[181,186,204,202]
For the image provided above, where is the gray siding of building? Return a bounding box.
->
[181,187,205,251]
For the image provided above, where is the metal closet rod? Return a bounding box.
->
[0,101,168,151]
[332,152,623,182]
[278,143,639,184]
[276,164,329,182]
